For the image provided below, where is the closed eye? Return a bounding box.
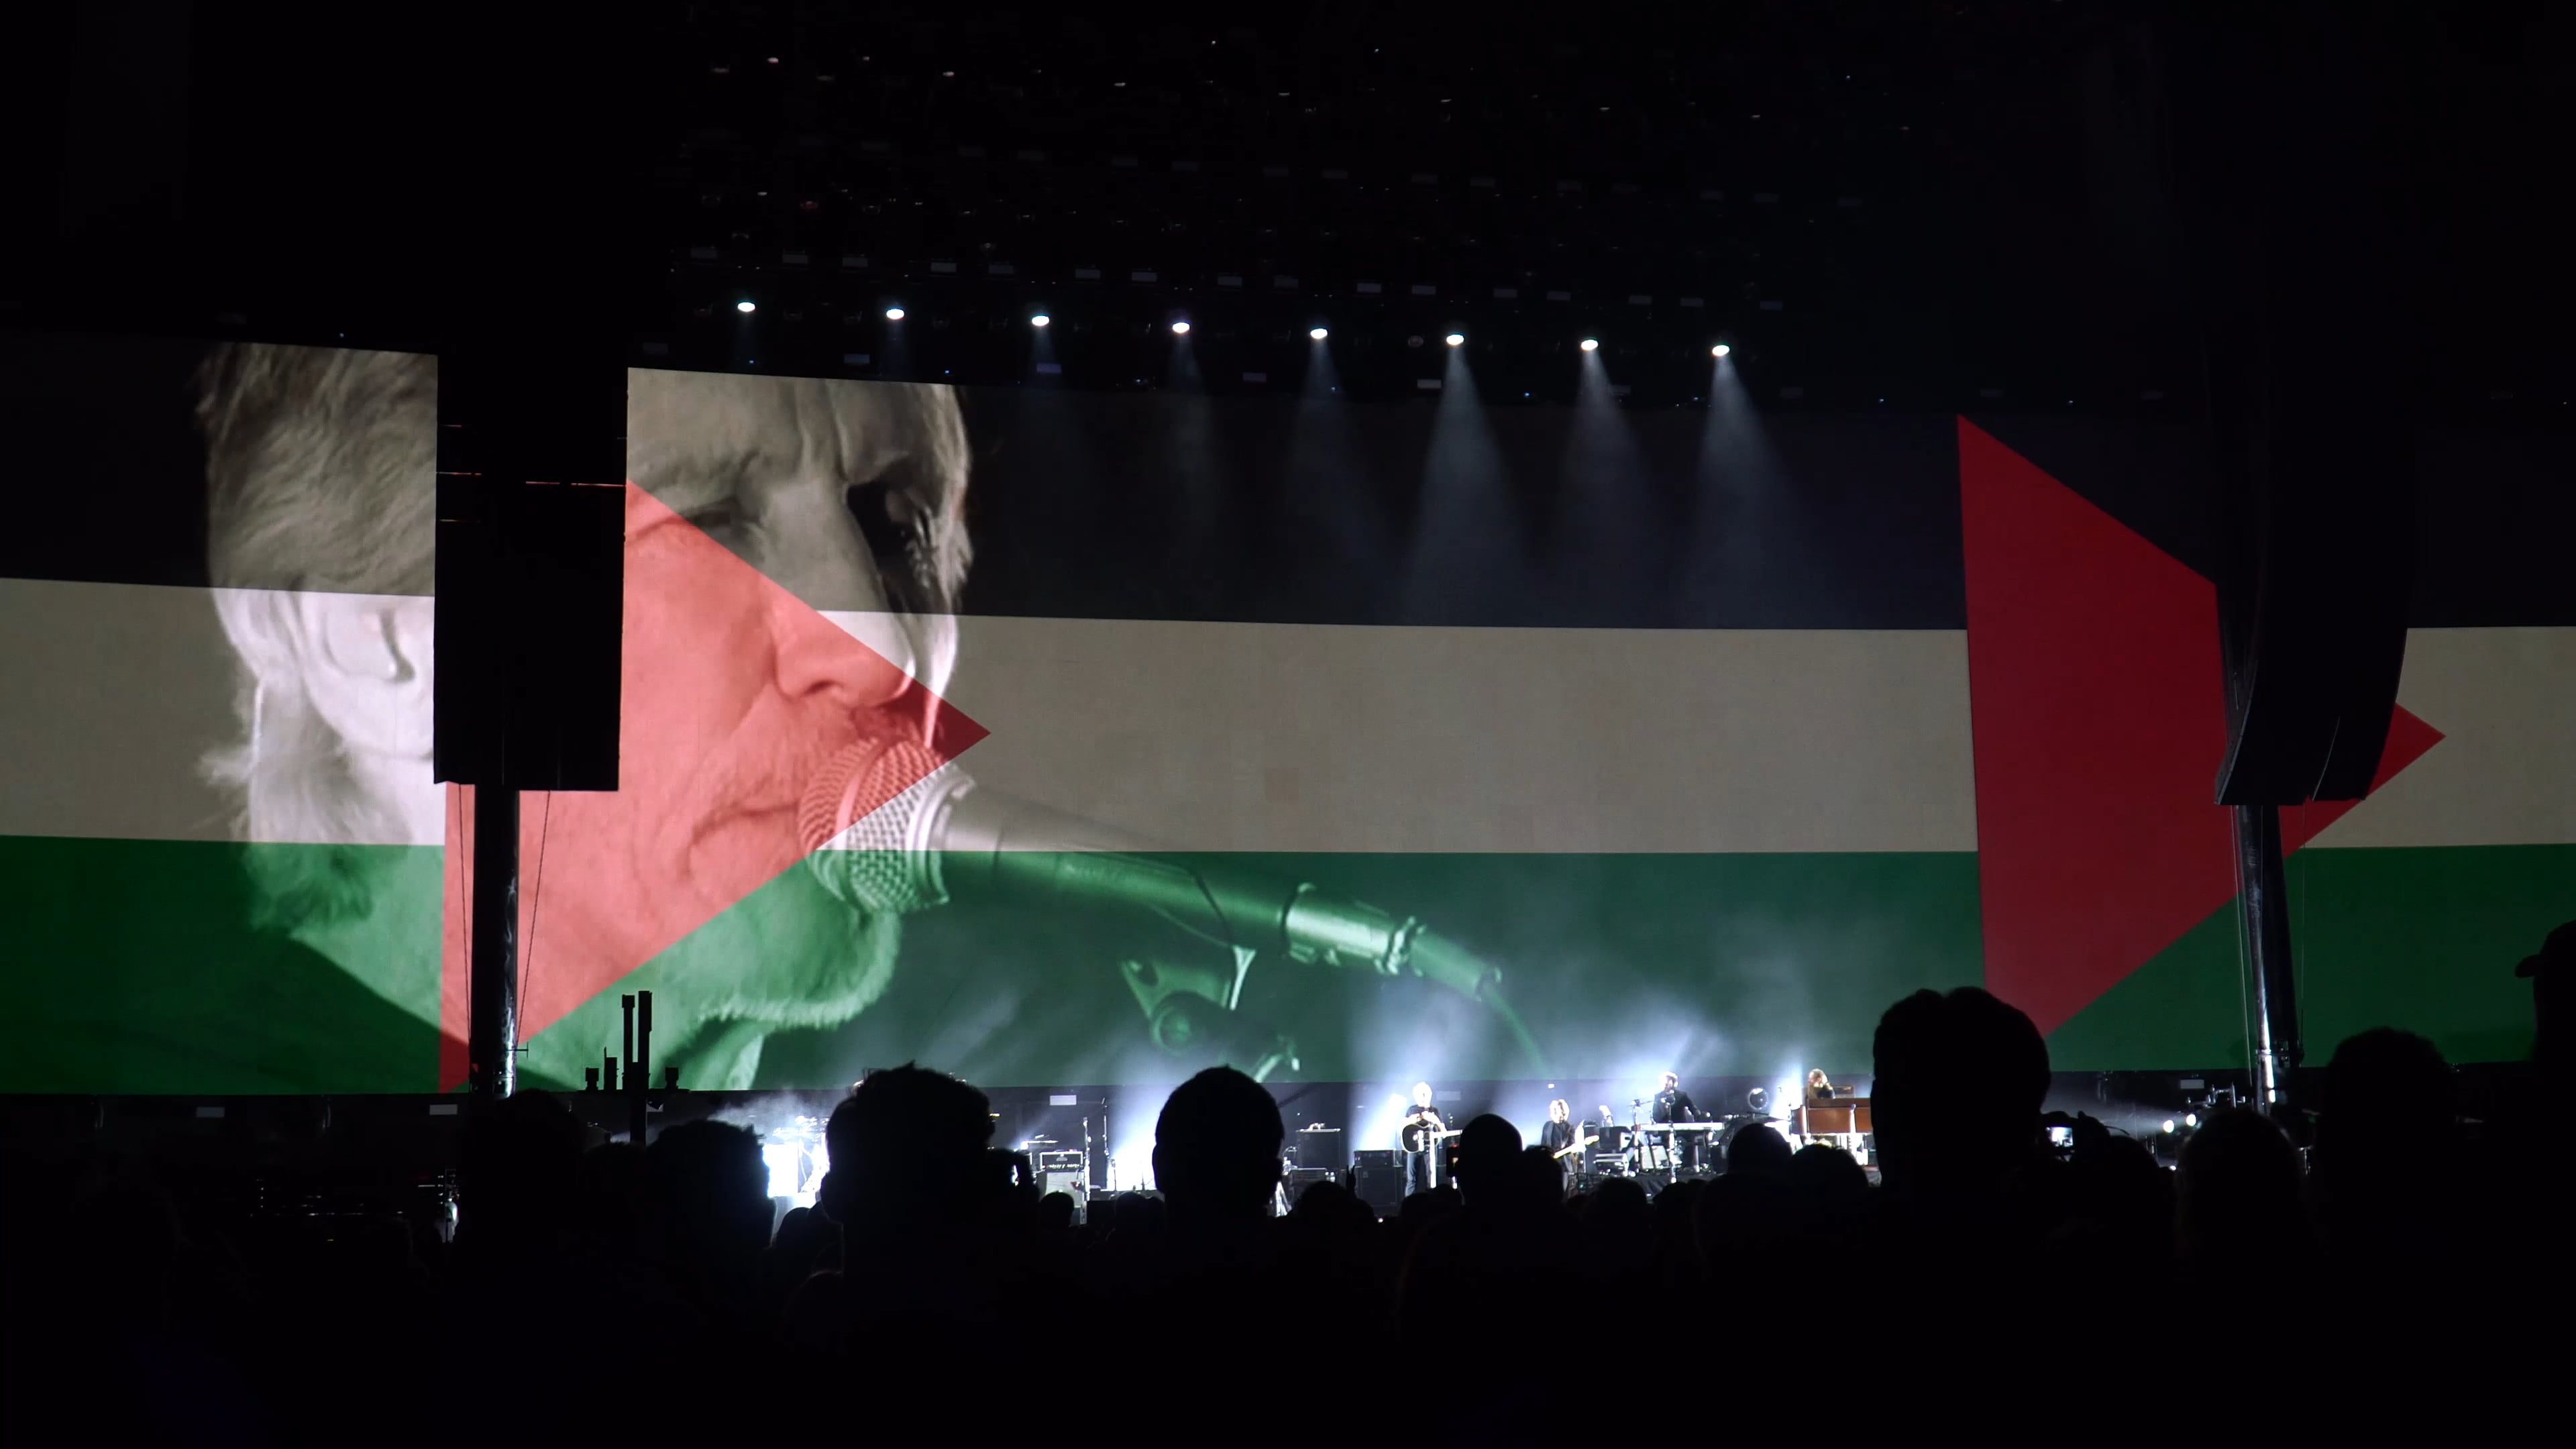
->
[681,496,745,538]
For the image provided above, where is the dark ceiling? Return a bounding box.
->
[7,1,2568,417]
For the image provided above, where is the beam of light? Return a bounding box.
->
[1309,325,1330,341]
[1360,1091,1413,1152]
[1579,337,1599,352]
[1444,331,1465,347]
[1171,319,1191,335]
[1712,342,1731,358]
[1283,319,1390,597]
[1397,329,1528,625]
[736,300,756,314]
[1546,348,1658,623]
[1032,306,1060,378]
[884,305,906,321]
[1158,311,1224,564]
[1682,342,1793,621]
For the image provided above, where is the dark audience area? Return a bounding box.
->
[6,961,2567,1439]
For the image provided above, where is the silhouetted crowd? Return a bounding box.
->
[7,953,2568,1442]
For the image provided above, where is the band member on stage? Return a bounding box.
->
[1401,1081,1446,1195]
[1540,1098,1580,1192]
[1652,1071,1702,1175]
[1807,1069,1837,1102]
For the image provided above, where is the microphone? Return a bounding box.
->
[796,737,1507,1004]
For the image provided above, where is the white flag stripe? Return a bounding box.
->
[14,577,2559,857]
[2309,627,2576,850]
[935,614,1978,854]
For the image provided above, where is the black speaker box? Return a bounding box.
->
[2162,3,2420,806]
[1351,1165,1405,1219]
[433,342,627,792]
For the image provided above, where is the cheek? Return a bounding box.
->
[623,549,773,757]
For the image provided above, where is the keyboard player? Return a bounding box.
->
[1652,1071,1703,1175]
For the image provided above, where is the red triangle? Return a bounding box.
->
[1957,419,2438,1035]
[2278,704,2445,851]
[436,483,985,1087]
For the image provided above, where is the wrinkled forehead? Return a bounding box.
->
[625,368,957,496]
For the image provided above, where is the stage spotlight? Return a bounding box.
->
[1030,313,1051,328]
[884,305,906,321]
[1171,319,1191,335]
[1580,337,1599,353]
[1444,332,1465,347]
[736,300,757,315]
[1712,342,1731,358]
[2161,1119,2178,1134]
[2184,1112,2200,1128]
[1309,326,1329,341]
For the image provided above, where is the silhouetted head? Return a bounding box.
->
[1152,1066,1285,1224]
[1870,987,2051,1194]
[1725,1123,1794,1177]
[458,1090,585,1244]
[575,1140,646,1250]
[2518,919,2572,1069]
[2176,1108,2306,1263]
[2315,1028,2453,1177]
[1036,1191,1077,1234]
[1456,1114,1524,1199]
[1287,1177,1371,1230]
[1589,1174,1650,1228]
[1788,1142,1872,1209]
[1694,1171,1801,1265]
[818,1063,994,1234]
[646,1120,774,1288]
[1516,1144,1568,1203]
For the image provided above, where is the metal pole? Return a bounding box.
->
[468,785,519,1099]
[629,989,653,1145]
[2231,802,2300,1113]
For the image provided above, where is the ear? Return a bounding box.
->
[291,592,435,757]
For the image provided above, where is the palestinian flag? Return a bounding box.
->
[3,334,2568,1092]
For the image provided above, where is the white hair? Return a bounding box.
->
[198,344,439,922]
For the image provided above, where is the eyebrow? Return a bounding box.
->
[631,438,796,500]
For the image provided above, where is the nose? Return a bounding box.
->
[763,488,912,710]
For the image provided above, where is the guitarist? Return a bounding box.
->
[1539,1099,1595,1193]
[1400,1081,1447,1195]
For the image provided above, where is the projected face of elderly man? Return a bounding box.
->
[203,349,970,1087]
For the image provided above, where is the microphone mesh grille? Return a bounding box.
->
[798,737,952,916]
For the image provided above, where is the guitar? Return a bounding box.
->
[1551,1129,1600,1162]
[1399,1116,1460,1154]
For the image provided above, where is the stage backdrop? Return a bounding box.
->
[3,334,2570,1093]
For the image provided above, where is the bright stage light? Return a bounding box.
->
[1309,326,1329,341]
[1712,343,1731,358]
[735,300,757,315]
[1579,337,1599,353]
[1171,319,1191,335]
[2161,1119,2178,1134]
[761,1142,801,1199]
[1030,313,1051,328]
[884,305,906,321]
[2184,1112,2200,1128]
[1444,332,1465,347]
